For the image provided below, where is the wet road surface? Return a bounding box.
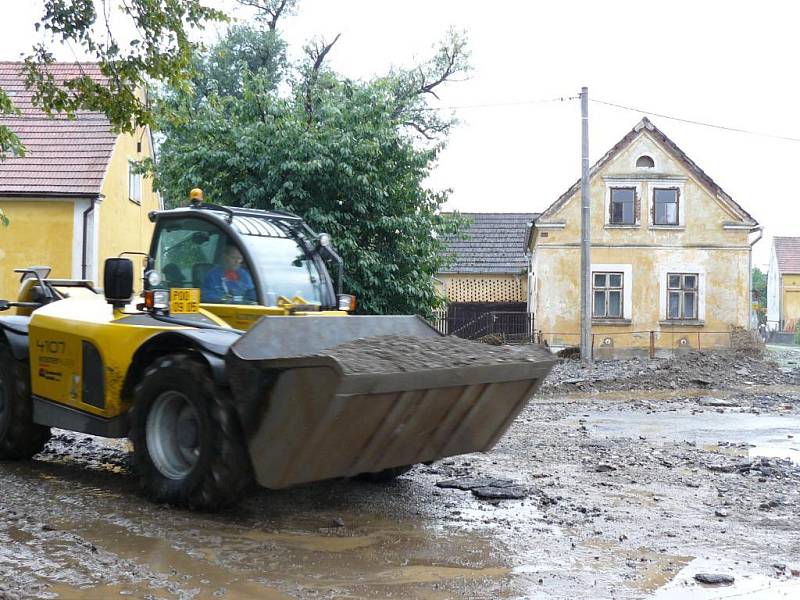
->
[1,378,799,598]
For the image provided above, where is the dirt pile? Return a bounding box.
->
[541,349,800,394]
[324,335,554,374]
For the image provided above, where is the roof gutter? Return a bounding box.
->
[0,191,101,199]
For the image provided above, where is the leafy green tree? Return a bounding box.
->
[752,267,767,324]
[752,267,767,305]
[0,0,226,158]
[154,7,468,316]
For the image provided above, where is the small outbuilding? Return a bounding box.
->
[767,236,800,334]
[437,212,537,335]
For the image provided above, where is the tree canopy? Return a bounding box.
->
[0,0,226,158]
[154,6,469,316]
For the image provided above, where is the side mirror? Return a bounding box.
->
[104,258,134,307]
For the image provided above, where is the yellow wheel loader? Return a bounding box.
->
[0,200,554,510]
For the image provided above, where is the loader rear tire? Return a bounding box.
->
[353,465,413,483]
[130,354,252,510]
[0,344,51,459]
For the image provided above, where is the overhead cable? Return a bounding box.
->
[591,98,800,143]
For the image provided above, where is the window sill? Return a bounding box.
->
[592,318,632,326]
[604,224,639,229]
[648,225,684,230]
[128,197,142,205]
[659,319,704,327]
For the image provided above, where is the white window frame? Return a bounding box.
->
[128,160,142,205]
[604,181,642,227]
[659,265,705,321]
[592,271,624,319]
[591,263,633,320]
[647,180,685,228]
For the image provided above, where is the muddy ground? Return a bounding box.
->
[1,346,799,599]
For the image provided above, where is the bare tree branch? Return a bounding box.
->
[303,33,340,121]
[236,0,296,30]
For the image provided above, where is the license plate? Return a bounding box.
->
[170,288,200,314]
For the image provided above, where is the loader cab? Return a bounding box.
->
[148,207,337,326]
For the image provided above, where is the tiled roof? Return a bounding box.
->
[773,237,800,274]
[0,62,116,196]
[439,212,538,274]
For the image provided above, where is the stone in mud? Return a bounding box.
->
[697,397,737,407]
[436,477,517,491]
[693,573,735,585]
[595,463,617,472]
[471,486,528,500]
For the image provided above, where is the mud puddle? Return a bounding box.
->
[649,557,800,599]
[576,409,800,463]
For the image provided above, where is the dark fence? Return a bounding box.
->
[430,310,535,344]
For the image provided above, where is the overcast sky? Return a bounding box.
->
[4,0,799,268]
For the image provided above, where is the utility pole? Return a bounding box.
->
[579,87,592,363]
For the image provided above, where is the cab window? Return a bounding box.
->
[154,218,256,305]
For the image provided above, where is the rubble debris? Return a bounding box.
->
[541,349,800,395]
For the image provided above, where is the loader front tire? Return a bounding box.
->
[130,354,252,510]
[0,344,51,459]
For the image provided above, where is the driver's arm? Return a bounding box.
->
[201,267,224,302]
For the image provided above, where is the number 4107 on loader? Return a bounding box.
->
[0,197,554,510]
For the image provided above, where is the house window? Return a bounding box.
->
[593,272,623,318]
[609,187,636,225]
[636,155,655,168]
[653,188,679,225]
[667,273,698,319]
[128,161,142,204]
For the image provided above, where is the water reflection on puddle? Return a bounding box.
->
[577,410,800,464]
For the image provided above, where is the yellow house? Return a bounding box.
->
[767,237,800,333]
[0,62,160,297]
[529,118,761,356]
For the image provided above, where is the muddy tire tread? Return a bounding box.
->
[0,344,51,459]
[129,353,252,510]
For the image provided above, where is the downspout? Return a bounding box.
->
[747,226,764,329]
[81,196,100,280]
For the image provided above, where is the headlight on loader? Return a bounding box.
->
[337,294,356,312]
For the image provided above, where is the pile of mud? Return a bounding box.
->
[321,335,554,375]
[541,349,800,394]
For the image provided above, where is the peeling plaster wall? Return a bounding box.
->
[531,131,752,351]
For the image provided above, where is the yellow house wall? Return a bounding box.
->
[97,127,160,287]
[532,130,753,352]
[439,273,527,303]
[0,200,74,298]
[781,274,800,325]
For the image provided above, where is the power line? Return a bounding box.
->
[591,98,800,143]
[421,96,578,111]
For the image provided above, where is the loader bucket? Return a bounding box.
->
[226,316,555,489]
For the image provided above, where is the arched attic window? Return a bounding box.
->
[636,155,655,168]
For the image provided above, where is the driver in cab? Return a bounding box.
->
[201,244,256,303]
